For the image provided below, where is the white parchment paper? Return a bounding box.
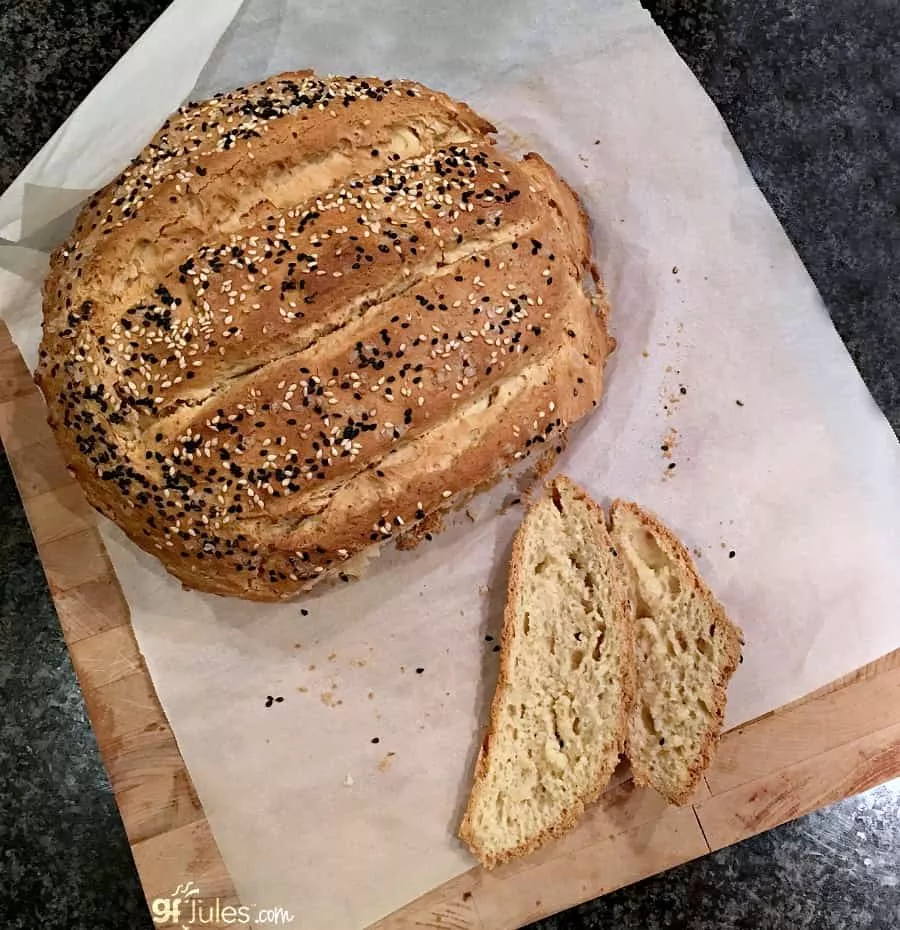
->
[2,1,899,927]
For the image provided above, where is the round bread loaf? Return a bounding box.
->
[36,71,613,601]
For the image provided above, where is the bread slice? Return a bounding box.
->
[609,501,744,805]
[458,477,634,868]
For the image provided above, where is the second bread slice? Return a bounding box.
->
[458,477,634,867]
[610,501,744,805]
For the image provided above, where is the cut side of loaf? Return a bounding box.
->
[459,476,634,868]
[610,501,744,805]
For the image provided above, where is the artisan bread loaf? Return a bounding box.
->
[610,501,744,805]
[36,72,613,600]
[458,477,634,868]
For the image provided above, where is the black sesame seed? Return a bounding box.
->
[728,550,736,558]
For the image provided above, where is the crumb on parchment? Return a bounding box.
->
[660,427,679,459]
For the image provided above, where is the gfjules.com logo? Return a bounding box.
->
[151,881,295,926]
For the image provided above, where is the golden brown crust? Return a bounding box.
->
[42,72,494,319]
[36,72,611,601]
[610,500,744,805]
[458,476,634,868]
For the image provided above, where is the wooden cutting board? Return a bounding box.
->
[2,319,898,930]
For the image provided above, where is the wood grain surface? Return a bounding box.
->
[1,321,897,930]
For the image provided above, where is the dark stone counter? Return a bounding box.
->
[0,2,897,928]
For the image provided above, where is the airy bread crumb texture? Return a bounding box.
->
[610,500,744,805]
[458,477,633,868]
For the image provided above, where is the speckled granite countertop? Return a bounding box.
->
[0,2,898,929]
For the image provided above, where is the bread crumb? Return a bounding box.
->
[478,585,490,596]
[351,658,368,668]
[397,509,445,550]
[378,752,396,773]
[343,774,354,787]
[297,686,308,693]
[328,652,338,662]
[368,690,375,700]
[641,350,649,358]
[660,428,679,459]
[320,691,337,707]
[308,664,316,672]
[294,643,303,650]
